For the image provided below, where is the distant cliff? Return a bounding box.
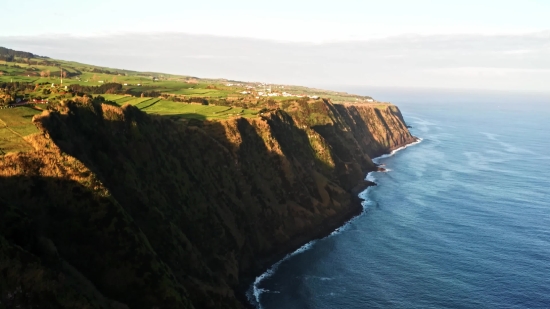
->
[0,99,416,308]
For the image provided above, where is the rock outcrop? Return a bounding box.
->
[0,99,416,308]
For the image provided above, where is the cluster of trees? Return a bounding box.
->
[2,57,40,65]
[0,55,16,62]
[0,91,14,106]
[39,60,58,66]
[0,47,36,62]
[125,89,161,97]
[69,83,123,95]
[162,95,209,105]
[161,95,273,108]
[65,83,164,98]
[85,67,121,75]
[0,82,36,92]
[0,63,27,69]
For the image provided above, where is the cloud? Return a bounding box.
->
[1,32,549,92]
[424,67,550,77]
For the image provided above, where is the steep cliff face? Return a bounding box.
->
[0,100,415,308]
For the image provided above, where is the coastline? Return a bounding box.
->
[245,136,422,308]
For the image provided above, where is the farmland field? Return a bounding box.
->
[94,95,257,119]
[0,106,41,154]
[113,96,135,104]
[97,95,155,106]
[134,98,161,109]
[122,97,153,106]
[141,101,257,119]
[98,94,127,101]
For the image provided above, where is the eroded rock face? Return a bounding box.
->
[0,100,415,308]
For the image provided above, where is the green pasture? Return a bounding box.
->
[96,95,158,107]
[134,98,161,109]
[96,95,257,120]
[116,97,152,106]
[113,96,135,104]
[99,94,127,101]
[170,87,233,98]
[141,101,257,120]
[0,75,37,83]
[0,106,41,154]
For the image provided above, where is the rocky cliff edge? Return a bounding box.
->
[0,99,416,308]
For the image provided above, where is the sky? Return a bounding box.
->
[1,0,549,94]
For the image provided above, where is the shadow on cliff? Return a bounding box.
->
[331,103,387,158]
[0,174,191,309]
[22,102,373,308]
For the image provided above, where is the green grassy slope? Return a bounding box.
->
[0,46,375,104]
[0,106,41,154]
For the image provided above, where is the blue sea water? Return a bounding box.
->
[250,92,550,309]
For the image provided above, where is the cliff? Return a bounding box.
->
[0,99,416,308]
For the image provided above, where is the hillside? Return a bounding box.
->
[0,98,415,308]
[0,47,416,308]
[1,46,386,156]
[0,46,374,106]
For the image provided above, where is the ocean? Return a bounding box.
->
[249,90,550,308]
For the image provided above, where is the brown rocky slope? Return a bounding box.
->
[0,99,416,308]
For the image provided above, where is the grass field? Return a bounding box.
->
[134,98,161,109]
[141,101,257,119]
[99,94,128,101]
[122,97,154,106]
[0,106,41,154]
[95,94,257,119]
[96,95,151,106]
